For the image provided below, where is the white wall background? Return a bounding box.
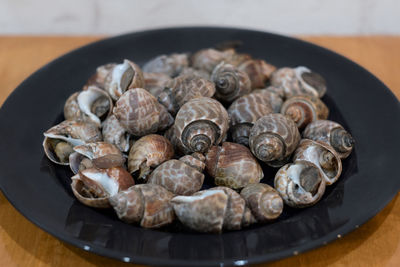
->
[0,0,399,35]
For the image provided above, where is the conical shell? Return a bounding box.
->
[143,53,189,77]
[249,114,300,167]
[237,59,276,89]
[109,184,175,228]
[274,161,326,207]
[173,97,229,154]
[101,114,130,152]
[143,72,171,97]
[240,183,283,222]
[293,139,342,185]
[127,134,174,181]
[205,142,263,189]
[113,88,174,136]
[281,95,329,129]
[303,120,354,159]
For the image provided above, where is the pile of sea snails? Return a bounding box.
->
[42,45,355,233]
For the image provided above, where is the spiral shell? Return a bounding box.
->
[143,53,189,77]
[237,59,276,89]
[127,134,174,181]
[293,139,342,185]
[270,66,327,98]
[83,63,116,90]
[211,62,251,103]
[274,161,326,208]
[109,184,175,228]
[143,72,171,97]
[147,153,205,195]
[280,95,329,129]
[173,97,229,153]
[71,167,135,208]
[179,67,210,80]
[205,142,263,189]
[101,114,130,152]
[104,59,145,101]
[43,120,102,165]
[252,87,284,113]
[191,48,235,73]
[249,114,301,167]
[113,88,174,136]
[158,75,216,115]
[240,183,283,222]
[303,120,354,159]
[64,86,113,127]
[228,91,274,146]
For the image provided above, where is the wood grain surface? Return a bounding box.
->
[0,36,399,267]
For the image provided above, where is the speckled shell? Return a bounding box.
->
[142,53,189,77]
[191,48,235,73]
[104,59,145,101]
[71,167,135,208]
[211,62,252,103]
[280,95,329,129]
[270,66,327,98]
[70,142,125,174]
[173,97,229,154]
[158,75,216,115]
[274,161,326,208]
[64,86,113,127]
[143,72,171,97]
[205,142,263,189]
[43,120,102,165]
[240,183,283,222]
[101,114,130,152]
[237,59,276,89]
[252,87,284,113]
[249,114,301,167]
[109,184,175,228]
[180,67,211,80]
[147,155,205,195]
[113,88,174,136]
[293,139,342,185]
[83,63,116,90]
[228,91,274,146]
[303,120,354,159]
[127,134,174,181]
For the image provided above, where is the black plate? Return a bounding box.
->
[0,27,399,266]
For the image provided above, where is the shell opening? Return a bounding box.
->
[299,165,322,196]
[300,71,327,96]
[330,128,354,153]
[111,60,134,97]
[318,150,339,179]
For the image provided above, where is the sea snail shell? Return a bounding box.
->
[43,120,102,165]
[228,91,274,146]
[101,114,130,153]
[205,142,263,189]
[127,134,174,181]
[191,48,235,73]
[280,95,329,129]
[147,153,205,195]
[109,184,175,228]
[173,97,229,154]
[143,72,171,97]
[171,187,255,233]
[158,75,216,115]
[71,167,135,208]
[142,53,189,77]
[69,142,125,174]
[303,120,354,159]
[274,161,326,208]
[211,62,252,103]
[240,183,283,222]
[252,87,284,113]
[237,59,276,89]
[113,88,174,136]
[64,86,113,127]
[293,139,342,185]
[83,63,116,90]
[249,114,301,167]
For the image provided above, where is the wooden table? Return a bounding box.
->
[0,36,399,267]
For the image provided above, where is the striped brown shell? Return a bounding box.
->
[211,62,252,103]
[127,134,174,181]
[252,87,284,113]
[293,139,342,185]
[147,154,205,196]
[205,142,263,189]
[113,88,174,136]
[109,184,175,228]
[237,59,276,89]
[228,91,274,146]
[280,95,329,129]
[83,63,116,90]
[158,75,216,115]
[303,120,354,159]
[249,113,301,167]
[191,48,235,73]
[173,97,229,154]
[240,183,283,222]
[101,114,130,152]
[142,53,189,77]
[143,72,171,97]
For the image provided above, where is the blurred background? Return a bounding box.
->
[1,0,399,35]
